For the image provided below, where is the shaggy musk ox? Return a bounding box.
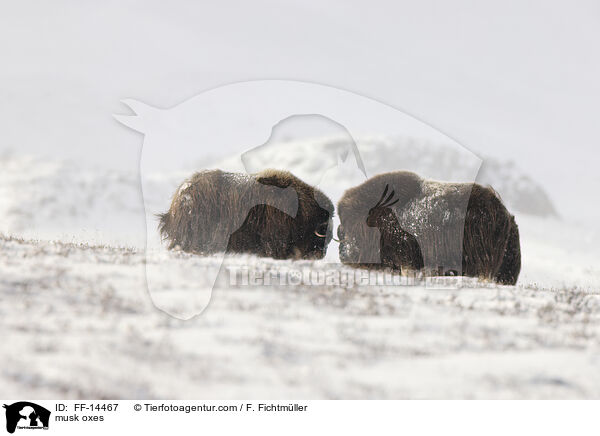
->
[337,171,521,285]
[158,169,334,259]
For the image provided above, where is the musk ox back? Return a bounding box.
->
[337,171,521,285]
[158,169,334,260]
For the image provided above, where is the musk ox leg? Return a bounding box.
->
[397,230,425,272]
[227,204,296,259]
[377,221,424,273]
[494,216,521,285]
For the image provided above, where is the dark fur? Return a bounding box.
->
[337,171,521,285]
[158,169,334,259]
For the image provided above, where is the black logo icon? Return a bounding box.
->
[3,402,50,434]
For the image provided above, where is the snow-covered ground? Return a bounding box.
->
[2,224,600,399]
[1,143,600,399]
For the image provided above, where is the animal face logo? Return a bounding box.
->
[114,80,482,319]
[3,402,50,434]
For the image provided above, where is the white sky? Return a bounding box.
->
[0,0,598,220]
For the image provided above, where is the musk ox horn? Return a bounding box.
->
[337,171,521,285]
[158,169,334,260]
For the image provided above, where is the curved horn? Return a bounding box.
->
[314,230,327,238]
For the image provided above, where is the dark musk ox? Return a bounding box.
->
[337,171,521,285]
[158,169,334,260]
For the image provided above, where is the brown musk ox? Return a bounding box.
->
[158,169,334,260]
[337,171,521,285]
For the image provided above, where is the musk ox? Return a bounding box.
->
[158,169,334,259]
[337,171,521,285]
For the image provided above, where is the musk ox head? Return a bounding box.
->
[158,168,334,260]
[337,171,521,284]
